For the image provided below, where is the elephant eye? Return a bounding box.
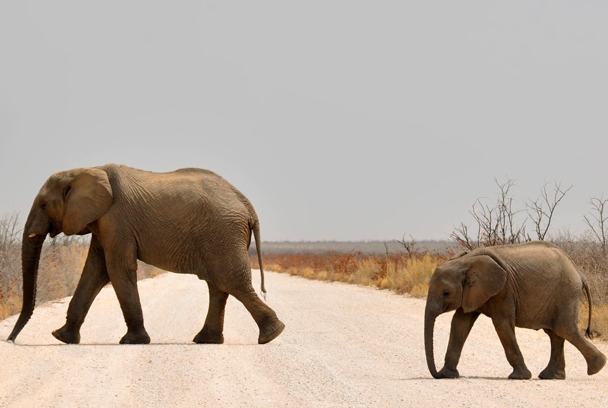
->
[40,202,47,210]
[442,290,450,297]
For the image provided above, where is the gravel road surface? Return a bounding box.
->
[1,271,607,407]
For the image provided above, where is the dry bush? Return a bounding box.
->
[452,178,571,250]
[0,212,166,321]
[578,303,608,339]
[300,267,316,280]
[410,284,430,298]
[352,258,379,286]
[552,232,608,337]
[0,233,90,320]
[385,253,439,295]
[35,240,89,304]
[0,212,25,319]
[590,304,608,339]
[251,248,450,299]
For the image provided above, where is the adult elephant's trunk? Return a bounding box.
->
[424,305,441,379]
[7,207,48,342]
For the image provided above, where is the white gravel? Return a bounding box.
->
[1,270,607,407]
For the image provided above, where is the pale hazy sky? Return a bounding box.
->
[1,1,607,241]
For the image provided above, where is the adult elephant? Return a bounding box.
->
[424,241,606,380]
[8,164,285,345]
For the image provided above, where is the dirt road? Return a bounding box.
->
[1,271,607,407]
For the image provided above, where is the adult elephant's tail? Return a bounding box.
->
[582,278,593,338]
[250,218,267,298]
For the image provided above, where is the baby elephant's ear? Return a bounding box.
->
[462,255,507,313]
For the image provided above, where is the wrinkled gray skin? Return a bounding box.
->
[425,241,606,380]
[8,164,285,345]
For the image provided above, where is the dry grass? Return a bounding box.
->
[255,239,608,339]
[252,250,450,299]
[0,239,89,320]
[2,210,607,340]
[591,304,608,339]
[579,303,608,339]
[0,212,165,321]
[554,234,608,339]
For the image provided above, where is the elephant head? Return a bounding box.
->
[7,168,113,342]
[424,253,507,378]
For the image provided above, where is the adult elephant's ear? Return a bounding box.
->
[63,168,113,235]
[462,255,507,313]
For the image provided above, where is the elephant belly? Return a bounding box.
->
[514,302,559,331]
[137,246,209,280]
[516,320,546,331]
[132,220,251,285]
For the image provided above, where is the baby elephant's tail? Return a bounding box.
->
[582,278,594,338]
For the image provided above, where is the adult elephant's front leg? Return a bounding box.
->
[439,309,480,378]
[52,235,110,344]
[105,242,150,344]
[193,282,229,344]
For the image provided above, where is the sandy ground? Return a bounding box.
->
[0,270,607,408]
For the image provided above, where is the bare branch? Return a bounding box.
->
[451,223,478,251]
[584,195,608,252]
[396,233,416,257]
[527,182,572,240]
[452,177,530,249]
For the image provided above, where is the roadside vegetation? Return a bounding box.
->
[1,178,607,337]
[0,211,162,321]
[253,179,608,338]
[250,241,452,299]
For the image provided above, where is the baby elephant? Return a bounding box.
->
[424,241,606,380]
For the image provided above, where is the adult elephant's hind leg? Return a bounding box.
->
[194,282,229,344]
[539,329,566,379]
[231,286,285,344]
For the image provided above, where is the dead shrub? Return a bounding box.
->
[252,247,448,300]
[0,212,165,321]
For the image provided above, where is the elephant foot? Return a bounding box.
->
[119,329,151,344]
[508,367,532,380]
[587,352,607,375]
[258,318,285,344]
[52,325,81,344]
[193,329,224,344]
[437,366,459,379]
[539,367,566,380]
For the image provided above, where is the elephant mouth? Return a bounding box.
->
[48,221,62,238]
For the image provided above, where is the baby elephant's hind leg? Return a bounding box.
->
[539,329,566,379]
[562,330,607,375]
[194,282,229,344]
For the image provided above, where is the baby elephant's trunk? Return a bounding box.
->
[424,305,441,378]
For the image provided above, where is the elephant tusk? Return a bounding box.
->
[28,233,37,238]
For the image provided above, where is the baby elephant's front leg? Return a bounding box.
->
[492,317,531,379]
[440,309,480,378]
